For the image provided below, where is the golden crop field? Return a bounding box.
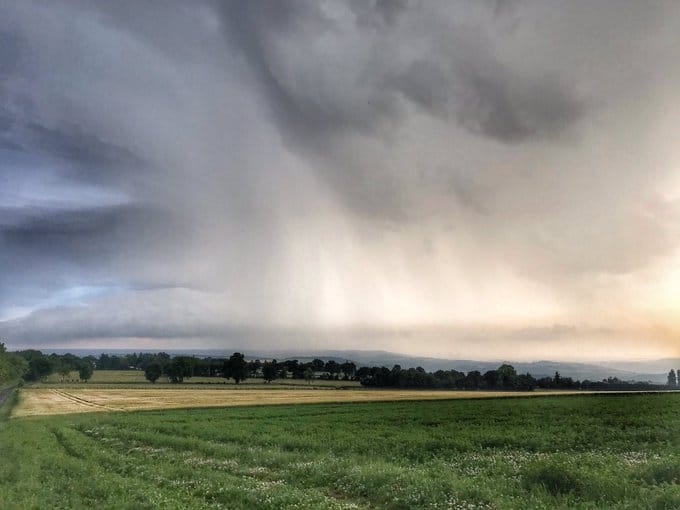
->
[12,388,588,418]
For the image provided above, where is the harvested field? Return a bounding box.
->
[12,388,582,417]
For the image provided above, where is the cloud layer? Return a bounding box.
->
[1,0,679,360]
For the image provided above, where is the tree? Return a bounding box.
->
[553,371,562,387]
[340,361,356,380]
[284,359,303,379]
[165,357,192,383]
[516,373,537,391]
[482,370,499,389]
[223,352,248,384]
[497,364,518,389]
[464,370,482,389]
[325,360,340,379]
[248,359,262,377]
[78,362,94,382]
[58,364,72,382]
[0,343,29,384]
[144,363,162,383]
[262,360,278,383]
[25,356,52,382]
[668,369,677,388]
[303,367,314,385]
[390,364,403,387]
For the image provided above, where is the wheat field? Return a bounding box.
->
[13,387,578,417]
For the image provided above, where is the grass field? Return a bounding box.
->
[44,370,362,388]
[13,388,552,417]
[2,393,679,509]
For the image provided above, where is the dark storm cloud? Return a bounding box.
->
[214,0,588,227]
[0,201,190,312]
[352,0,409,28]
[398,58,583,142]
[219,0,582,144]
[0,30,23,80]
[1,204,164,250]
[218,0,402,140]
[0,114,143,185]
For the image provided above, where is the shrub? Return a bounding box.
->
[521,459,582,495]
[637,459,680,485]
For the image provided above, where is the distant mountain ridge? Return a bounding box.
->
[43,348,674,383]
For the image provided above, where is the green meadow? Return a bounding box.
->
[41,369,362,389]
[1,393,679,509]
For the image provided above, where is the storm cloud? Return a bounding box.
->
[1,0,679,360]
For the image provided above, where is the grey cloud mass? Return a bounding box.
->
[1,0,679,360]
[222,0,583,143]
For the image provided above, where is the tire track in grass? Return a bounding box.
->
[56,424,220,509]
[34,424,164,507]
[80,418,483,509]
[51,427,84,459]
[96,414,331,457]
[75,425,364,509]
[77,423,372,509]
[52,389,121,412]
[83,425,384,509]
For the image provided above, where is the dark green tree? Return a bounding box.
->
[482,370,499,388]
[25,357,52,382]
[58,364,72,382]
[144,363,162,383]
[497,364,518,389]
[78,362,94,382]
[165,357,192,383]
[223,352,248,384]
[248,359,262,377]
[325,360,340,380]
[262,360,278,383]
[516,373,537,390]
[668,369,677,388]
[340,361,356,380]
[0,342,28,384]
[303,367,314,385]
[553,371,562,387]
[464,370,482,389]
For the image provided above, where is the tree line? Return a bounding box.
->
[2,347,678,391]
[356,364,676,391]
[356,363,538,390]
[5,349,94,383]
[0,349,359,385]
[143,353,358,384]
[0,343,28,386]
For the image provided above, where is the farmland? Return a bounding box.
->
[2,392,679,509]
[13,387,556,417]
[41,369,363,388]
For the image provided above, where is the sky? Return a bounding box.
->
[1,0,679,361]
